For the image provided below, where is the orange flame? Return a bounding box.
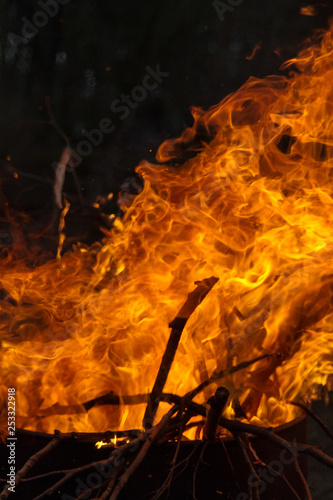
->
[245,42,262,61]
[300,6,317,16]
[1,27,333,437]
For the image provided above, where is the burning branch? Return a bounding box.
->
[203,386,230,441]
[35,392,150,418]
[45,95,84,209]
[54,147,71,209]
[242,276,333,416]
[33,354,279,421]
[143,276,219,427]
[185,353,282,401]
[3,403,333,499]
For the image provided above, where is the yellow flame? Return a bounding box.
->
[56,199,70,261]
[1,27,333,438]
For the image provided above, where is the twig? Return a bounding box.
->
[159,415,205,443]
[45,96,70,145]
[69,166,85,209]
[30,461,114,500]
[192,442,208,500]
[109,405,180,500]
[18,429,142,450]
[45,95,85,208]
[143,277,219,427]
[34,352,276,420]
[250,439,304,500]
[186,353,281,401]
[76,478,109,500]
[185,401,333,470]
[36,392,150,417]
[235,434,260,500]
[264,463,302,500]
[0,431,64,499]
[30,433,147,499]
[54,147,71,209]
[218,436,243,493]
[7,403,333,500]
[203,386,230,441]
[98,465,122,500]
[149,441,201,500]
[219,417,333,470]
[288,400,333,441]
[294,458,312,500]
[151,407,193,499]
[242,276,333,416]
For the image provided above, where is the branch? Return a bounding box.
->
[288,400,333,441]
[192,442,208,500]
[30,434,147,500]
[143,277,219,427]
[150,408,194,499]
[186,353,282,401]
[98,465,122,500]
[36,392,150,417]
[76,478,109,500]
[33,352,277,421]
[0,431,64,499]
[294,458,312,500]
[218,417,333,470]
[185,401,333,470]
[203,386,230,441]
[235,434,260,500]
[45,96,70,145]
[109,405,180,500]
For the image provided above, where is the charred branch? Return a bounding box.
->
[185,353,282,401]
[143,276,219,428]
[203,386,230,441]
[3,404,333,500]
[35,354,275,419]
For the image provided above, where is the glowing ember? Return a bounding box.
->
[1,27,333,438]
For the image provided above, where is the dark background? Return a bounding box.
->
[1,0,333,249]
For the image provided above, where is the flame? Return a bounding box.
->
[300,6,317,16]
[1,27,333,438]
[245,43,262,61]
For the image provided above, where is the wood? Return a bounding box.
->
[288,400,333,441]
[186,353,281,401]
[203,386,230,441]
[3,404,333,499]
[109,405,179,500]
[0,431,64,500]
[143,276,219,428]
[242,276,333,416]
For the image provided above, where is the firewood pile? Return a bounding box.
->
[1,279,333,500]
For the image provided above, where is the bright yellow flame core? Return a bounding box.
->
[1,28,333,436]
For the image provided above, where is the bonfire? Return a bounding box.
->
[1,25,333,500]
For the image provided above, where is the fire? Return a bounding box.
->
[1,27,333,438]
